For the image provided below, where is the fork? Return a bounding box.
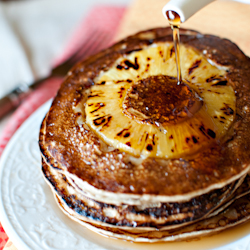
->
[0,29,112,119]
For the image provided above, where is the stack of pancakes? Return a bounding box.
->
[39,27,250,242]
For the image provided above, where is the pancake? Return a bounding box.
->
[39,27,250,241]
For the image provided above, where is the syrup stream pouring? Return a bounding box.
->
[166,11,182,84]
[162,0,215,84]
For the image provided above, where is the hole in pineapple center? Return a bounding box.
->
[122,75,203,126]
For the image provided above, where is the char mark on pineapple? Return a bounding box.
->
[93,115,112,126]
[188,59,202,75]
[116,57,140,70]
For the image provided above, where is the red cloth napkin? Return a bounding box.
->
[0,5,125,250]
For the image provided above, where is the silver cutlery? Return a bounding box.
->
[0,30,111,119]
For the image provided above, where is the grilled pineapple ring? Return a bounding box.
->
[85,42,235,158]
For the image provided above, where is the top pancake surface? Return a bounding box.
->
[39,27,250,197]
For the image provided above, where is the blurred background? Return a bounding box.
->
[0,0,131,99]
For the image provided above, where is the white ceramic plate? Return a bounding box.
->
[1,101,250,250]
